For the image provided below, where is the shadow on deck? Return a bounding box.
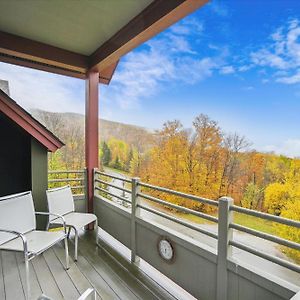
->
[0,231,177,300]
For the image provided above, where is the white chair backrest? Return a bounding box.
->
[46,186,74,221]
[0,191,36,245]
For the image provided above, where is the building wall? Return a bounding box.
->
[0,112,49,229]
[31,138,48,229]
[0,112,31,196]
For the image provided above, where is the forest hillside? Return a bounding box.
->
[33,110,300,262]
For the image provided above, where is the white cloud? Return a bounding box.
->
[220,65,235,74]
[170,18,204,36]
[251,49,289,69]
[263,139,300,158]
[105,17,227,109]
[238,65,253,72]
[251,19,300,84]
[0,62,85,113]
[276,71,300,84]
[208,2,229,17]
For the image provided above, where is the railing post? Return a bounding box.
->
[217,196,233,300]
[84,168,88,203]
[131,177,140,263]
[92,168,97,199]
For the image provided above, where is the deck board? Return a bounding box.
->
[44,249,80,299]
[31,254,64,300]
[1,251,25,300]
[0,231,177,300]
[16,253,42,300]
[52,246,96,296]
[0,251,6,299]
[77,235,142,300]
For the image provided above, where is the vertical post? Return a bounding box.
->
[217,196,233,300]
[131,177,140,263]
[84,167,88,204]
[85,71,99,214]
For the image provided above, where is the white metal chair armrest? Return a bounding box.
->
[35,212,67,233]
[78,288,97,300]
[0,228,28,255]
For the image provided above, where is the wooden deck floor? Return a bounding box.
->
[0,232,177,300]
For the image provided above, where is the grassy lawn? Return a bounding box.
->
[103,166,130,176]
[101,168,277,235]
[233,212,276,235]
[171,210,276,235]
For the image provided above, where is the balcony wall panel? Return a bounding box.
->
[94,196,131,249]
[94,195,297,300]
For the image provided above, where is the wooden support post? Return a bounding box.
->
[85,71,99,214]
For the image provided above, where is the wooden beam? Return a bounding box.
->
[89,0,209,72]
[0,31,88,73]
[0,53,86,79]
[85,71,99,213]
[0,53,117,84]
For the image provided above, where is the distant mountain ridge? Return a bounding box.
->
[31,109,154,151]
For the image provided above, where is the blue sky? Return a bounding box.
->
[1,1,300,157]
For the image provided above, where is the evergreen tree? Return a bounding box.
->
[114,156,122,170]
[101,141,111,166]
[125,148,134,171]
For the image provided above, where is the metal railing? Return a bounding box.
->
[48,169,87,196]
[93,170,300,276]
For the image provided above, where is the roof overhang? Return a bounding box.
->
[0,0,208,84]
[0,89,64,152]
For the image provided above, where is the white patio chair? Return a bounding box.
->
[0,191,69,300]
[46,186,98,261]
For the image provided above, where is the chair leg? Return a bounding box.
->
[94,219,99,246]
[74,228,78,261]
[24,254,30,300]
[67,226,71,239]
[64,236,70,270]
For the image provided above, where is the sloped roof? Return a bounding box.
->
[0,89,64,152]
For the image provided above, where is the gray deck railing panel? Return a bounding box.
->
[93,169,300,300]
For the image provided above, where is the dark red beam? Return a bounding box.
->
[89,0,209,72]
[0,31,88,73]
[85,71,99,213]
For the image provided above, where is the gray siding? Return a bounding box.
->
[31,138,48,229]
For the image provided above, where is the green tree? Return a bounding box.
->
[241,183,263,209]
[113,156,122,170]
[101,141,111,166]
[125,147,134,172]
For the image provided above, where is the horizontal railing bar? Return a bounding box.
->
[95,171,131,183]
[230,223,300,251]
[138,192,218,223]
[137,203,218,239]
[70,185,85,190]
[229,240,300,273]
[48,170,84,174]
[231,205,300,228]
[95,187,131,204]
[95,179,131,194]
[139,182,218,207]
[48,178,84,183]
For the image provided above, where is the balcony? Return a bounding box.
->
[0,229,178,300]
[1,169,292,300]
[1,1,300,299]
